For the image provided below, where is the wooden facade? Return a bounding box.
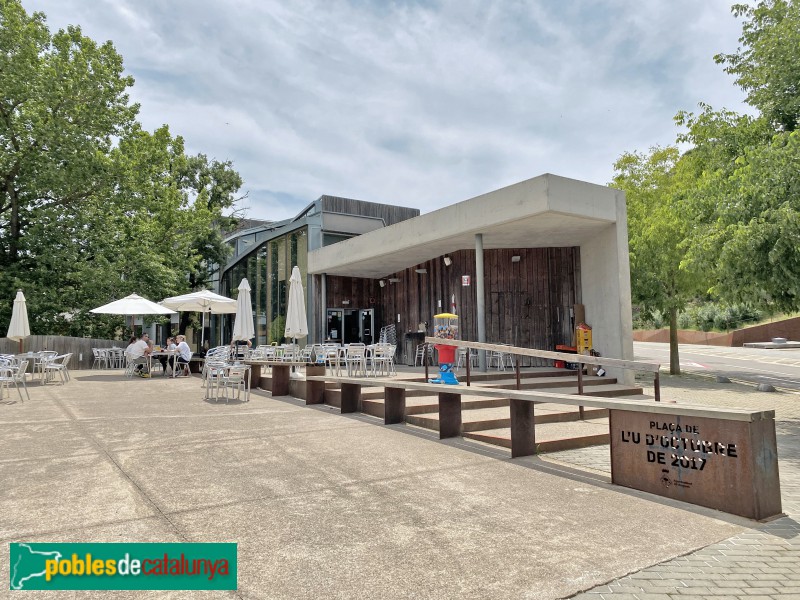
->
[316,247,581,366]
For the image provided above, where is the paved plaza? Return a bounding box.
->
[0,370,796,599]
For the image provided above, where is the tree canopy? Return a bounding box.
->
[614,0,800,369]
[716,1,800,131]
[0,0,243,337]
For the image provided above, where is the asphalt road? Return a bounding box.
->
[634,341,800,391]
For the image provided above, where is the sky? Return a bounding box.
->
[24,0,752,222]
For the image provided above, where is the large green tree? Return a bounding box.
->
[613,147,704,374]
[0,0,137,264]
[0,1,243,337]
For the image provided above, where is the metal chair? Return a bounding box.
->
[44,353,72,384]
[345,344,367,377]
[371,344,396,377]
[218,365,249,404]
[0,359,29,401]
[414,343,433,367]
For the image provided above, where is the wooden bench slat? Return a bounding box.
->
[304,376,773,422]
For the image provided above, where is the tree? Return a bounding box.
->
[716,1,800,131]
[613,147,704,374]
[0,0,137,264]
[0,2,244,337]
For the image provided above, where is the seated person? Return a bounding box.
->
[231,338,252,360]
[173,335,192,376]
[158,337,175,374]
[127,333,152,376]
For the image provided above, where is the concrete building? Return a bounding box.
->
[308,174,633,383]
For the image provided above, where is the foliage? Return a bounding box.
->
[620,0,800,357]
[716,0,800,131]
[612,147,704,315]
[634,303,769,332]
[0,1,243,338]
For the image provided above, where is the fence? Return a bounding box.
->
[0,335,123,370]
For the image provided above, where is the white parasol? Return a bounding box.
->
[231,279,255,343]
[7,290,31,352]
[90,293,175,334]
[284,266,308,341]
[161,289,237,348]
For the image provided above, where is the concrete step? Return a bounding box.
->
[463,418,610,453]
[404,403,609,432]
[483,376,617,390]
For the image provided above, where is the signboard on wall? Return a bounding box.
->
[461,275,471,286]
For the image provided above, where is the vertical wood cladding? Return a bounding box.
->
[323,247,581,366]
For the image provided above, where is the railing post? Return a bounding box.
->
[576,361,585,420]
[340,383,361,413]
[515,359,521,390]
[510,399,536,457]
[465,349,471,386]
[654,370,661,402]
[438,392,462,439]
[384,386,406,424]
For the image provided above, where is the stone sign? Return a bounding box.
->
[610,409,782,520]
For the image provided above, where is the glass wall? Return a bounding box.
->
[221,227,308,346]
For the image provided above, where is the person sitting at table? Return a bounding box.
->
[127,333,152,377]
[173,335,192,377]
[231,338,252,361]
[158,337,175,374]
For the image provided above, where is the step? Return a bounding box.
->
[405,403,609,432]
[463,418,610,453]
[483,376,618,390]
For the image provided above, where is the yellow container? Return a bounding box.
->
[576,323,592,355]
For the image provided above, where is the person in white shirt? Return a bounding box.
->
[174,335,192,376]
[127,333,152,375]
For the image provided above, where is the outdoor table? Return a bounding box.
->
[207,363,251,403]
[16,351,50,383]
[149,351,171,376]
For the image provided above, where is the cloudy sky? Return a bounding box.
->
[25,0,751,221]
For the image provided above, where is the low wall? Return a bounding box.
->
[0,335,121,370]
[634,316,800,347]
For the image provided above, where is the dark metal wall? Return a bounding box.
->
[317,246,581,365]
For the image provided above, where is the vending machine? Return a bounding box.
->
[343,309,360,343]
[325,309,343,342]
[359,308,380,344]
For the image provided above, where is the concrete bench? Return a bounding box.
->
[244,361,321,396]
[306,375,781,520]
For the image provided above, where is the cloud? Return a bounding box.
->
[24,0,750,220]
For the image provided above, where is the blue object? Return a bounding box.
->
[428,363,459,385]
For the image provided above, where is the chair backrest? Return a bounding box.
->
[347,345,366,358]
[225,366,248,382]
[14,359,28,380]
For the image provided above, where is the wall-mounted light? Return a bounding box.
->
[511,255,521,263]
[415,268,427,274]
[379,280,386,287]
[443,256,452,267]
[388,278,400,283]
[342,299,350,305]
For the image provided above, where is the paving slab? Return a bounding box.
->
[0,369,768,599]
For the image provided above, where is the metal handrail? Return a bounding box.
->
[425,337,662,403]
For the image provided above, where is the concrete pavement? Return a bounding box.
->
[562,373,800,600]
[0,370,793,598]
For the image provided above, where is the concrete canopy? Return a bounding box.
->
[309,174,622,279]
